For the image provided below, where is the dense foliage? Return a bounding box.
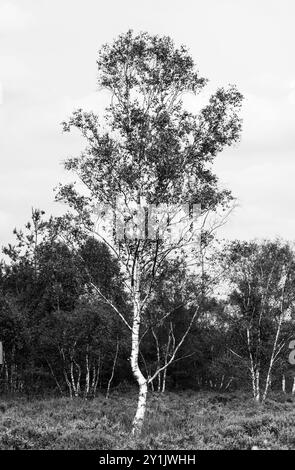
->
[0,210,294,398]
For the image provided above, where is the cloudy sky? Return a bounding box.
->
[0,0,295,246]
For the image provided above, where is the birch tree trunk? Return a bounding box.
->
[85,349,90,398]
[247,328,260,402]
[91,352,101,397]
[131,260,148,435]
[161,367,167,393]
[254,368,260,402]
[262,263,287,402]
[262,314,283,402]
[63,368,72,398]
[282,374,286,393]
[106,338,119,399]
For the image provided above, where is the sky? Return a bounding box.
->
[0,0,295,247]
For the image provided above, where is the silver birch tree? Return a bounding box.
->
[57,30,243,433]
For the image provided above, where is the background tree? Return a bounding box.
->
[0,211,129,395]
[220,239,295,402]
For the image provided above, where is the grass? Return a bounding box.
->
[0,390,295,449]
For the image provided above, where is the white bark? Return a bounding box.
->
[262,314,283,402]
[85,350,90,398]
[262,270,286,402]
[91,352,101,396]
[247,328,260,401]
[161,367,167,393]
[131,259,148,435]
[224,377,233,391]
[282,374,286,393]
[63,368,72,398]
[254,369,260,402]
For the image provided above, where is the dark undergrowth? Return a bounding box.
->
[0,390,294,449]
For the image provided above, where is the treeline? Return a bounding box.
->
[0,209,294,400]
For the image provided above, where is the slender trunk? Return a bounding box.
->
[224,377,233,391]
[74,360,81,396]
[254,368,260,402]
[63,368,72,398]
[4,353,9,393]
[70,361,77,396]
[131,328,148,434]
[247,328,260,402]
[91,352,100,396]
[251,366,260,402]
[262,315,283,402]
[282,374,286,393]
[161,367,167,393]
[131,260,147,435]
[11,345,16,393]
[93,356,101,397]
[263,365,272,402]
[91,364,96,396]
[85,350,90,398]
[106,338,119,399]
[250,363,257,400]
[292,376,295,395]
